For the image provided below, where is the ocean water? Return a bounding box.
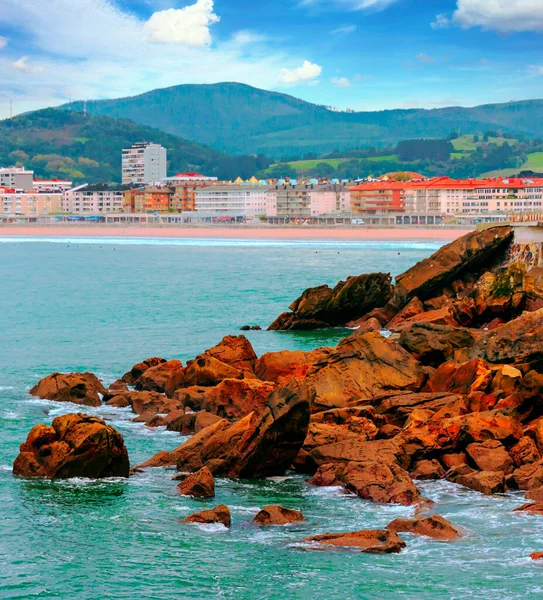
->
[0,237,542,599]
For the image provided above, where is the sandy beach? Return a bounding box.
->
[0,225,472,241]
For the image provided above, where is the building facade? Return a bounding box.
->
[0,167,34,190]
[62,184,124,214]
[33,178,73,193]
[130,186,173,212]
[1,188,62,216]
[164,173,219,212]
[194,184,268,216]
[122,142,167,185]
[267,182,351,218]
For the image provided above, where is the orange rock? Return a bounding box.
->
[387,306,458,333]
[530,552,543,561]
[135,360,183,393]
[183,504,231,528]
[442,453,467,469]
[167,355,246,394]
[121,357,166,385]
[29,372,107,407]
[386,515,462,541]
[109,379,128,392]
[513,502,543,515]
[13,413,129,479]
[204,335,257,374]
[202,378,276,420]
[466,440,513,473]
[425,358,493,395]
[386,297,425,331]
[411,459,445,480]
[253,505,304,525]
[254,348,330,384]
[450,468,505,495]
[301,529,406,553]
[177,466,215,498]
[509,436,540,468]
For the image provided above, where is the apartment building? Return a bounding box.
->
[33,178,73,193]
[0,167,34,190]
[129,186,173,212]
[0,188,62,216]
[164,172,219,212]
[195,184,268,216]
[267,182,351,217]
[62,184,124,214]
[122,142,167,185]
[349,181,406,215]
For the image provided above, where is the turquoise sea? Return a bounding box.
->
[0,237,541,599]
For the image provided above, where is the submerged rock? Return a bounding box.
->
[301,529,406,553]
[29,372,107,407]
[253,505,304,526]
[13,413,129,479]
[182,504,231,528]
[386,515,462,541]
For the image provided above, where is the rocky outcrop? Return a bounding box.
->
[201,378,276,420]
[392,226,513,308]
[253,505,304,525]
[177,466,215,498]
[386,515,462,541]
[29,372,107,407]
[135,360,183,393]
[301,529,406,553]
[301,332,425,412]
[254,348,330,384]
[204,335,257,374]
[268,272,393,330]
[121,357,166,386]
[13,413,129,479]
[182,504,231,528]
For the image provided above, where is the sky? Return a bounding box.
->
[0,0,542,119]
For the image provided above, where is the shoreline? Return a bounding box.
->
[0,225,472,241]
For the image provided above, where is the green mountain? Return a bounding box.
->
[0,108,225,184]
[66,83,543,156]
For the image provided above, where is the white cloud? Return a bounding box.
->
[453,0,543,33]
[12,56,45,73]
[330,25,357,35]
[278,60,322,85]
[416,53,434,64]
[302,0,400,11]
[431,13,450,29]
[144,0,220,46]
[0,36,7,49]
[331,76,351,88]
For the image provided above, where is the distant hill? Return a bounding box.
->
[0,108,224,184]
[65,83,543,156]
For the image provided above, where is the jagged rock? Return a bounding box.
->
[253,505,304,525]
[301,332,425,412]
[139,380,310,478]
[13,413,129,479]
[513,502,543,515]
[254,348,330,384]
[121,357,166,385]
[442,453,467,469]
[470,308,543,369]
[398,323,476,367]
[449,467,506,495]
[466,439,513,473]
[411,459,446,480]
[170,386,210,409]
[301,529,406,553]
[491,365,523,397]
[387,307,459,333]
[201,378,276,420]
[392,226,513,308]
[530,551,543,560]
[177,466,215,498]
[182,504,231,528]
[425,358,493,395]
[386,515,462,541]
[509,436,540,468]
[29,372,107,407]
[268,272,393,330]
[108,391,179,416]
[345,317,383,338]
[204,335,257,373]
[109,379,128,393]
[309,438,408,470]
[386,297,425,331]
[135,360,183,393]
[194,411,224,433]
[511,460,543,490]
[374,392,465,423]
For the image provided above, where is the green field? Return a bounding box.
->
[451,134,517,153]
[270,155,398,172]
[482,152,543,178]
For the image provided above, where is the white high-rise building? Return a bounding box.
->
[121,142,167,185]
[0,166,34,189]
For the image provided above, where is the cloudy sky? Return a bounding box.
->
[0,0,542,119]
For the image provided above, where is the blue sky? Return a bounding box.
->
[0,0,542,119]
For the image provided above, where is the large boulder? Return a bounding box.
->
[425,359,493,395]
[268,272,393,330]
[470,308,543,369]
[392,226,513,308]
[182,504,231,528]
[201,378,276,420]
[398,323,476,367]
[204,335,257,374]
[254,348,330,384]
[301,529,406,553]
[309,438,408,470]
[253,505,304,526]
[121,357,166,385]
[466,439,513,473]
[107,390,179,416]
[135,360,183,393]
[177,466,215,498]
[301,332,425,412]
[140,379,310,478]
[13,413,129,479]
[386,515,462,541]
[29,372,107,407]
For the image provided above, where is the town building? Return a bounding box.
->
[122,142,167,185]
[33,178,73,193]
[0,188,62,216]
[62,184,124,214]
[0,167,34,190]
[124,186,173,213]
[194,184,268,217]
[267,182,352,218]
[164,172,219,212]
